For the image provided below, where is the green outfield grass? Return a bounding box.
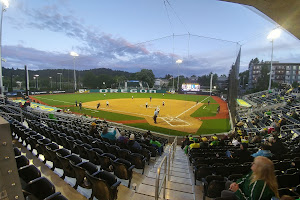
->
[197,118,230,135]
[190,103,219,117]
[33,93,230,135]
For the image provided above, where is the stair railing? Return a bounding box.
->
[155,155,167,200]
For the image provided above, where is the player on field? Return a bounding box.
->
[153,109,159,123]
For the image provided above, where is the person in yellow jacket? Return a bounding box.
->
[189,138,200,149]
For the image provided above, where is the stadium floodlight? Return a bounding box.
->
[0,0,9,96]
[34,75,39,89]
[70,51,79,57]
[1,0,9,9]
[70,51,79,92]
[267,28,281,91]
[49,77,52,88]
[176,59,183,91]
[57,73,62,90]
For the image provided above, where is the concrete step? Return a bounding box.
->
[136,184,195,200]
[142,177,193,193]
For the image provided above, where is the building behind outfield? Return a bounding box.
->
[248,62,300,89]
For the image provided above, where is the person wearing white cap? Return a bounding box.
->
[128,134,141,150]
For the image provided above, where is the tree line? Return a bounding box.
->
[3,66,225,92]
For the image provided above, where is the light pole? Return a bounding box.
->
[33,76,36,89]
[34,75,39,89]
[49,77,52,88]
[70,51,79,92]
[267,28,281,91]
[172,76,174,91]
[57,73,62,90]
[176,59,183,91]
[0,0,9,96]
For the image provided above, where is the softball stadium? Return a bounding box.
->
[28,91,230,136]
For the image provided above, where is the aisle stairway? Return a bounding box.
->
[129,145,204,200]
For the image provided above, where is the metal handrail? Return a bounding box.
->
[167,136,177,180]
[280,124,300,133]
[172,137,177,162]
[168,144,172,180]
[155,155,167,200]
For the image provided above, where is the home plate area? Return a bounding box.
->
[160,116,191,127]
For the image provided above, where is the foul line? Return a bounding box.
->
[37,97,73,104]
[175,96,210,118]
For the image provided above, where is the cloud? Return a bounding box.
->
[3,1,242,77]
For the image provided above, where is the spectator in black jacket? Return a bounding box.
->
[270,136,287,155]
[291,111,299,120]
[234,143,252,164]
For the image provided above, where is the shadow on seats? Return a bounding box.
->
[87,170,121,200]
[112,158,135,188]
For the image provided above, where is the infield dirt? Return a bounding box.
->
[83,98,203,133]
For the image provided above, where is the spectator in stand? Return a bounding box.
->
[236,121,244,127]
[279,117,287,127]
[88,122,98,137]
[252,115,260,125]
[269,136,287,156]
[199,137,208,148]
[248,132,253,142]
[268,126,276,134]
[221,156,279,200]
[291,111,299,120]
[101,127,117,141]
[251,134,262,144]
[223,133,229,140]
[117,131,128,144]
[232,137,240,146]
[219,138,226,146]
[251,144,273,158]
[127,134,141,150]
[270,120,277,129]
[181,135,190,149]
[188,138,200,151]
[188,134,194,142]
[212,134,218,141]
[149,137,163,156]
[144,130,152,138]
[210,136,219,146]
[260,128,268,136]
[241,136,249,144]
[233,143,252,164]
[274,120,281,133]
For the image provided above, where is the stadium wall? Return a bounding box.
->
[86,89,167,93]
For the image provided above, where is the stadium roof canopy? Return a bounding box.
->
[220,0,300,40]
